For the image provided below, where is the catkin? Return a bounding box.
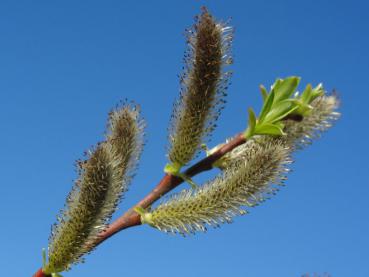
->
[44,104,144,273]
[151,138,290,235]
[167,8,233,167]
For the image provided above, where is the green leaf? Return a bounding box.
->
[300,84,313,104]
[255,123,285,136]
[259,85,268,102]
[264,100,298,123]
[271,78,282,91]
[244,108,256,138]
[259,89,275,123]
[273,76,300,103]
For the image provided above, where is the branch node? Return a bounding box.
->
[134,206,154,225]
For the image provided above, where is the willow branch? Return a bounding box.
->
[33,117,302,277]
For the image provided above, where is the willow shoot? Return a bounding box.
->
[33,7,340,277]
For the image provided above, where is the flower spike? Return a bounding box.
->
[43,103,145,274]
[166,8,233,173]
[143,138,291,235]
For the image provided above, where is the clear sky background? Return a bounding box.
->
[0,1,368,276]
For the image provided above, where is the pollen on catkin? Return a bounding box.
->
[167,8,233,167]
[44,103,145,274]
[149,137,291,235]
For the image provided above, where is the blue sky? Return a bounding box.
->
[0,1,368,276]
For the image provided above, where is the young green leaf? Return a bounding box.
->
[263,100,298,124]
[273,76,300,103]
[259,89,275,122]
[244,108,257,138]
[300,84,313,104]
[255,123,285,136]
[259,85,268,102]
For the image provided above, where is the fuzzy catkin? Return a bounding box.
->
[150,138,291,235]
[146,95,339,235]
[45,104,144,273]
[167,8,233,166]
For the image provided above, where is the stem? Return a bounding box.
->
[32,269,50,277]
[94,133,246,244]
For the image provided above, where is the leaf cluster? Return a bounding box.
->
[245,77,324,138]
